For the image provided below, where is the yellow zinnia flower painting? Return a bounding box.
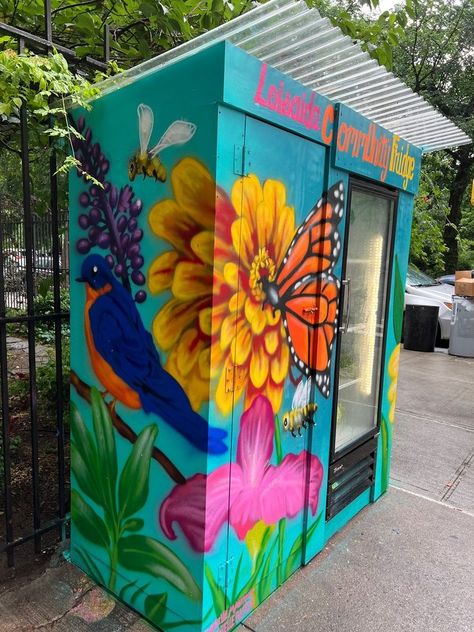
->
[387,343,401,423]
[212,174,296,415]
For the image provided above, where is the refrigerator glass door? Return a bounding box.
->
[334,185,394,454]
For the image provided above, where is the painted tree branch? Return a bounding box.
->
[70,370,185,485]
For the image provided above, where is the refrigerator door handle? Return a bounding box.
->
[340,277,351,334]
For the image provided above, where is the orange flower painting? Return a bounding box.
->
[148,158,294,415]
[148,158,220,412]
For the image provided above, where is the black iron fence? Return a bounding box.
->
[2,212,69,310]
[0,4,108,570]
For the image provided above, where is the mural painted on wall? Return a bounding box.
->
[150,159,344,415]
[379,255,404,494]
[70,102,344,632]
[70,113,217,629]
[160,395,323,550]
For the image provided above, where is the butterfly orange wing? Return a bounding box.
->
[276,181,344,298]
[282,274,340,397]
[274,181,344,397]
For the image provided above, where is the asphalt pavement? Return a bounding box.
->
[0,347,473,631]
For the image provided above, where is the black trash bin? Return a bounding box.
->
[403,304,439,352]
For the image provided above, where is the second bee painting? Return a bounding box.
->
[128,103,196,182]
[282,378,317,436]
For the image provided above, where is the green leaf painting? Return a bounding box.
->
[90,389,118,518]
[71,392,201,615]
[393,255,405,342]
[74,547,107,587]
[118,535,201,601]
[276,519,286,587]
[274,415,283,465]
[144,592,168,625]
[122,518,145,533]
[255,537,278,604]
[284,512,322,580]
[70,404,102,506]
[380,415,391,495]
[71,489,110,549]
[207,512,324,620]
[205,563,226,616]
[118,424,157,520]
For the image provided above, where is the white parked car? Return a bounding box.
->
[405,266,453,342]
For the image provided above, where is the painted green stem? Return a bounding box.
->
[108,521,121,592]
[380,415,390,494]
[276,519,286,587]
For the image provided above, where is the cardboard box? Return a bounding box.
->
[455,270,472,280]
[455,278,474,297]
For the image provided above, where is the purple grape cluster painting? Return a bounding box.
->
[72,116,147,303]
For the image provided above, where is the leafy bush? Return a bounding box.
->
[409,153,452,277]
[8,336,70,426]
[0,435,22,482]
[32,285,70,344]
[5,308,26,338]
[6,284,70,343]
[36,339,70,423]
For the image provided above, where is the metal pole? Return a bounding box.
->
[0,186,15,567]
[49,126,66,535]
[19,36,42,555]
[104,24,110,63]
[44,0,52,43]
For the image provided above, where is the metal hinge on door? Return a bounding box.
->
[217,556,236,591]
[233,144,250,176]
[225,365,246,393]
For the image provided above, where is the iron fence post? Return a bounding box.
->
[0,4,109,566]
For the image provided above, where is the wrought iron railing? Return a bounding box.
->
[0,2,108,568]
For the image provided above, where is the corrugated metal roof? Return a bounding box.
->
[100,0,471,153]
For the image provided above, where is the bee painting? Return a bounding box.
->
[282,378,317,437]
[128,103,197,182]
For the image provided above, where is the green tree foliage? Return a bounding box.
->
[0,46,103,205]
[0,0,257,217]
[315,0,473,273]
[458,188,474,269]
[0,138,66,221]
[393,0,474,272]
[0,0,256,67]
[409,153,452,276]
[310,0,411,70]
[2,0,471,273]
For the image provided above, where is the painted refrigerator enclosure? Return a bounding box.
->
[69,42,422,632]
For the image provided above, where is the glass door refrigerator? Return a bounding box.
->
[327,179,398,520]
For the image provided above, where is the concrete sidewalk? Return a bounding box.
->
[1,348,473,631]
[390,349,474,513]
[242,349,474,632]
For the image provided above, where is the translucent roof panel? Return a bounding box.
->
[98,0,471,153]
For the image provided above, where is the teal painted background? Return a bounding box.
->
[223,43,335,148]
[334,103,422,194]
[373,190,415,500]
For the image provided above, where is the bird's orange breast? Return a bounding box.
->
[84,284,141,409]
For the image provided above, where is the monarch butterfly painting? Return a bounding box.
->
[261,181,344,397]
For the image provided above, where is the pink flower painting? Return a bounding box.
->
[159,395,324,552]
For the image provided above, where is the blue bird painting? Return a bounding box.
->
[77,254,227,454]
